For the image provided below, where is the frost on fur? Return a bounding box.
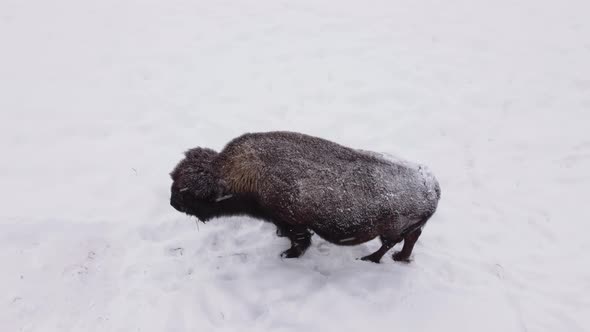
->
[170,131,441,263]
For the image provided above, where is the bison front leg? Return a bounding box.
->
[274,223,289,238]
[275,224,312,258]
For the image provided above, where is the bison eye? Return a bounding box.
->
[179,187,189,192]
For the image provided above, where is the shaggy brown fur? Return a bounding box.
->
[170,131,441,263]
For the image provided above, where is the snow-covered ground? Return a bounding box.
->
[1,0,589,331]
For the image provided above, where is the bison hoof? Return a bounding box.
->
[281,247,304,259]
[359,255,381,264]
[392,251,411,262]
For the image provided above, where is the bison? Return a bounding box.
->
[170,131,440,263]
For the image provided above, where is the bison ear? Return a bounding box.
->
[185,147,218,161]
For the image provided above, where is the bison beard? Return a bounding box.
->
[169,131,441,263]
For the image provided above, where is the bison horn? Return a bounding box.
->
[215,194,233,202]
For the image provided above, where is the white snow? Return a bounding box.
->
[1,0,589,331]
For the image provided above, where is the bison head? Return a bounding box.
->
[169,147,230,221]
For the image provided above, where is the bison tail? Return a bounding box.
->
[434,180,441,200]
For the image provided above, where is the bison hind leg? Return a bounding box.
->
[360,235,402,263]
[392,228,422,262]
[392,215,431,262]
